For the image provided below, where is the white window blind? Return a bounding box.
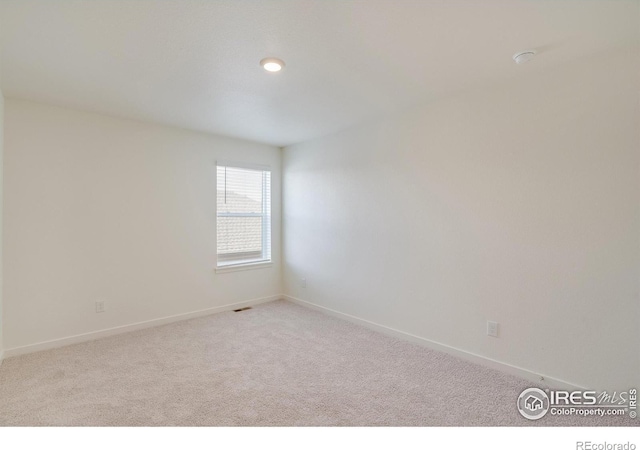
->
[216,163,271,267]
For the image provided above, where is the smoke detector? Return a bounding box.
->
[512,51,536,64]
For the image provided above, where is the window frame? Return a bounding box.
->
[215,161,272,272]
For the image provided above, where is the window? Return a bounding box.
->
[216,162,271,268]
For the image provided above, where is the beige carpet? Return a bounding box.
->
[0,300,635,426]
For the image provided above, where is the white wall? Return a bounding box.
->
[283,47,640,391]
[0,89,4,362]
[4,99,282,351]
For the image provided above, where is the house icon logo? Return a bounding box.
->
[525,395,543,411]
[517,388,550,420]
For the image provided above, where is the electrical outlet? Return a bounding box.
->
[487,321,499,337]
[301,278,307,288]
[95,301,105,313]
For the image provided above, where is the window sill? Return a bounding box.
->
[215,261,273,274]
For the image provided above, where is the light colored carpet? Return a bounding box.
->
[0,300,635,426]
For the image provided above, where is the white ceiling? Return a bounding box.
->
[1,0,638,147]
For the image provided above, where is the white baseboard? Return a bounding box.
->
[284,294,584,391]
[3,293,586,391]
[3,294,282,358]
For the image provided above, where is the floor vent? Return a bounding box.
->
[233,307,252,312]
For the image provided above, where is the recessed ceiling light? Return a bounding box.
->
[260,57,285,72]
[513,51,536,64]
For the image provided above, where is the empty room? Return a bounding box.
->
[0,0,638,445]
